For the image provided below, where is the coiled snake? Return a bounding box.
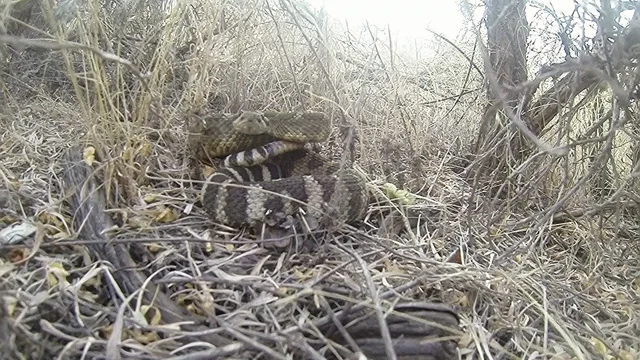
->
[185,111,369,227]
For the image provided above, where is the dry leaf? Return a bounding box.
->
[384,259,406,274]
[1,167,20,191]
[293,267,313,281]
[130,329,160,344]
[132,308,149,327]
[276,287,291,296]
[82,272,102,288]
[51,231,71,240]
[447,249,463,264]
[381,182,416,205]
[139,142,152,158]
[457,332,473,348]
[82,146,96,166]
[453,293,470,308]
[0,215,19,225]
[99,324,115,339]
[153,206,178,223]
[78,289,100,302]
[146,243,162,253]
[37,212,64,227]
[7,248,29,263]
[200,296,216,314]
[183,202,194,215]
[47,261,70,287]
[619,349,638,360]
[176,294,188,307]
[122,146,133,161]
[0,260,15,277]
[186,302,201,315]
[37,212,67,237]
[203,165,216,178]
[128,215,151,229]
[141,305,162,326]
[7,179,20,191]
[591,337,610,358]
[3,296,18,316]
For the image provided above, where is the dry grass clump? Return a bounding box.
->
[1,0,639,359]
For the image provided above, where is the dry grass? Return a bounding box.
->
[1,0,639,359]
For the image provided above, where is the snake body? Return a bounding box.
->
[186,111,369,227]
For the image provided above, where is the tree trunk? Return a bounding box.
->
[472,0,529,191]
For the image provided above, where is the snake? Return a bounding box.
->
[185,110,369,227]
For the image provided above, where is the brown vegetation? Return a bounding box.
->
[1,0,639,359]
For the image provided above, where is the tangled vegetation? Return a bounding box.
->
[1,0,639,359]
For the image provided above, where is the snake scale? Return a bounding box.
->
[185,110,369,227]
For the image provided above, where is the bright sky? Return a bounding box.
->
[307,0,588,42]
[307,0,465,39]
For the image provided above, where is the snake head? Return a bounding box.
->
[233,111,270,135]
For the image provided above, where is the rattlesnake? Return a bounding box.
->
[185,110,369,227]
